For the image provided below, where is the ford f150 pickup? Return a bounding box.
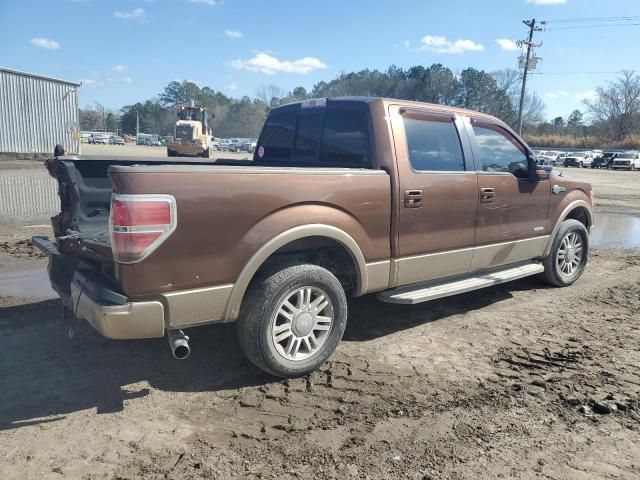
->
[35,97,594,377]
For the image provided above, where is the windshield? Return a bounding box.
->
[178,107,203,122]
[619,153,636,159]
[572,152,586,158]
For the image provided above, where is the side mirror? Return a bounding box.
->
[529,157,552,180]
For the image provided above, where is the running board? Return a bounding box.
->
[378,263,544,305]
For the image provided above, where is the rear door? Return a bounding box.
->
[466,117,550,271]
[389,105,478,286]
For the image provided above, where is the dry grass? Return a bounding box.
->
[524,134,640,150]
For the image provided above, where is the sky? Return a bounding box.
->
[1,0,638,120]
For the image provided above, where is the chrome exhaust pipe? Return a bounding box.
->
[167,329,190,360]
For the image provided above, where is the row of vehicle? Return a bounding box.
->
[88,133,124,145]
[214,137,257,153]
[136,137,162,147]
[534,149,640,171]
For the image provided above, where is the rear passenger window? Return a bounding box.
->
[403,116,465,171]
[258,110,296,160]
[472,124,529,178]
[319,110,370,167]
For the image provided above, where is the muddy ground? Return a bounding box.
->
[0,167,639,479]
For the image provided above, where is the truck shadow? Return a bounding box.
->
[0,277,548,430]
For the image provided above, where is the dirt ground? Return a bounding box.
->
[0,167,639,479]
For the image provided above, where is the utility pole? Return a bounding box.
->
[136,110,139,139]
[517,18,543,136]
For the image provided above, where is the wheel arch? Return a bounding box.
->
[543,200,593,257]
[224,224,371,321]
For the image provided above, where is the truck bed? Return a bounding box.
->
[46,155,391,300]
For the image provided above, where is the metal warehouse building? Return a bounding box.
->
[0,66,80,159]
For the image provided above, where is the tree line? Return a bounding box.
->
[79,65,640,148]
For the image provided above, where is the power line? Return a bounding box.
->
[544,15,640,23]
[545,23,640,31]
[529,71,625,76]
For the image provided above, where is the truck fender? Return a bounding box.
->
[542,199,593,257]
[224,224,369,321]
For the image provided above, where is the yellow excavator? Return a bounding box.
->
[167,104,214,158]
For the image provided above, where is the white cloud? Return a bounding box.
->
[225,30,243,39]
[228,82,238,91]
[230,52,328,75]
[527,0,567,4]
[544,90,569,99]
[30,38,60,50]
[404,40,411,48]
[114,8,145,20]
[121,76,133,84]
[190,0,218,5]
[112,65,127,73]
[419,35,484,54]
[496,38,518,51]
[576,90,598,102]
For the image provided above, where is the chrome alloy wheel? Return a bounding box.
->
[556,232,584,277]
[270,286,334,361]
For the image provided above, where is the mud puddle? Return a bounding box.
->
[0,267,56,299]
[591,214,640,249]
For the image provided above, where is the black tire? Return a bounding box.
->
[540,219,589,287]
[237,263,348,378]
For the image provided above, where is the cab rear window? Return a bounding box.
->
[256,104,371,168]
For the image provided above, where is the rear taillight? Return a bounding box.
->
[109,194,176,263]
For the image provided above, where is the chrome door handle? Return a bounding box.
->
[480,187,495,203]
[404,189,423,208]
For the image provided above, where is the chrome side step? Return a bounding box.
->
[378,263,544,305]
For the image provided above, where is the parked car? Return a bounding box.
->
[240,138,257,153]
[136,138,150,146]
[34,97,593,378]
[109,135,125,146]
[592,152,618,169]
[217,138,232,151]
[228,138,243,152]
[90,133,110,145]
[610,151,640,171]
[563,151,596,168]
[149,139,162,147]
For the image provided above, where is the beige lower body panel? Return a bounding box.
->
[161,284,234,328]
[471,236,549,271]
[363,260,391,294]
[394,236,549,288]
[395,248,474,287]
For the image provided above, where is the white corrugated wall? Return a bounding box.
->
[0,169,59,219]
[0,68,80,155]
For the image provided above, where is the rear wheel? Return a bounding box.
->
[237,263,348,378]
[540,219,589,287]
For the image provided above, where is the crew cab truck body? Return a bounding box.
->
[36,97,593,377]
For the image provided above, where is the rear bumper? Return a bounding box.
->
[33,236,165,340]
[70,279,165,339]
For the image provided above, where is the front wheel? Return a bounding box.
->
[540,219,589,287]
[237,263,348,377]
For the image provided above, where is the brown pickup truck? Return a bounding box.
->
[35,97,593,377]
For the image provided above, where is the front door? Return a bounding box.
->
[467,118,551,271]
[390,105,478,286]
